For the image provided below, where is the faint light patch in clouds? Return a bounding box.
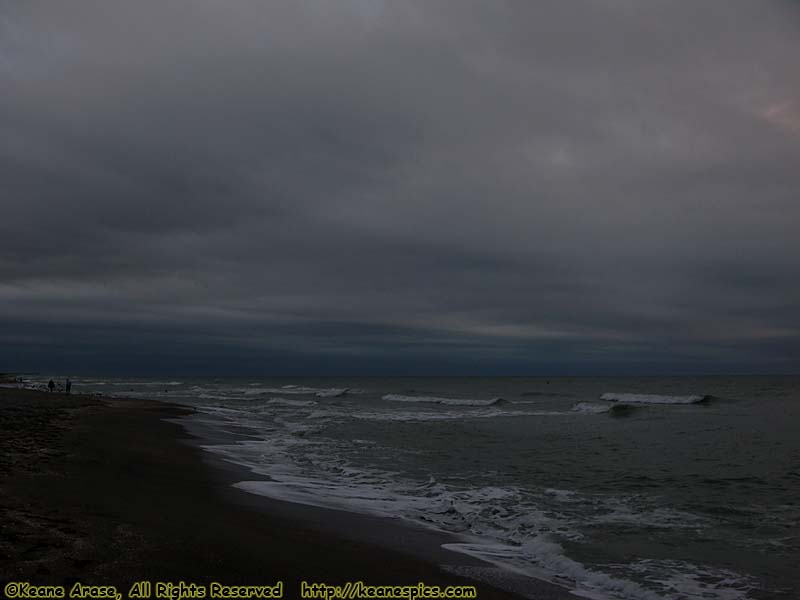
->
[762,100,800,134]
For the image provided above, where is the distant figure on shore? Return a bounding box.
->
[66,378,72,394]
[48,379,55,392]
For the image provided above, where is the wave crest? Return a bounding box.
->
[571,402,635,415]
[382,394,506,407]
[600,393,709,405]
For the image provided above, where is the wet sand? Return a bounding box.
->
[0,387,572,599]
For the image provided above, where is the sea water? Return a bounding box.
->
[25,375,800,599]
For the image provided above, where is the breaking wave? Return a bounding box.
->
[600,393,709,405]
[264,397,318,407]
[382,394,506,407]
[245,386,349,398]
[572,402,636,415]
[353,409,571,422]
[110,380,184,386]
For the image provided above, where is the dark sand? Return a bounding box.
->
[0,387,573,599]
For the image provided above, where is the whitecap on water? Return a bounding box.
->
[383,393,506,407]
[600,393,708,405]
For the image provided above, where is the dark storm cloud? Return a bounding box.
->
[1,0,799,374]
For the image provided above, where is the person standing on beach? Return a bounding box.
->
[66,378,72,394]
[48,379,55,392]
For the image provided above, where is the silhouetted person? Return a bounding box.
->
[66,378,72,394]
[48,379,55,392]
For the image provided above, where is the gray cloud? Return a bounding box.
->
[1,0,799,374]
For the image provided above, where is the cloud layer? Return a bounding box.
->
[2,1,799,374]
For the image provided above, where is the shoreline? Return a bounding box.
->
[0,386,573,599]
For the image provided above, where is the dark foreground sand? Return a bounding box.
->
[0,387,573,599]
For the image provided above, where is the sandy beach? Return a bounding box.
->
[0,386,574,599]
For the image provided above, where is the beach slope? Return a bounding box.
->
[0,388,570,599]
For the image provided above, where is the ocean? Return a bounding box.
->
[23,375,800,600]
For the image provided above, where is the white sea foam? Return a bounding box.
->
[614,560,757,600]
[232,462,734,600]
[314,388,349,398]
[352,409,570,422]
[196,405,247,414]
[244,386,349,398]
[264,397,317,407]
[572,402,636,415]
[446,539,756,600]
[572,402,614,414]
[204,426,755,600]
[110,380,183,386]
[544,488,579,502]
[186,383,758,600]
[444,539,667,600]
[197,393,238,400]
[600,393,708,405]
[383,394,506,407]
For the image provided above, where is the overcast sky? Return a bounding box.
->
[2,1,799,375]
